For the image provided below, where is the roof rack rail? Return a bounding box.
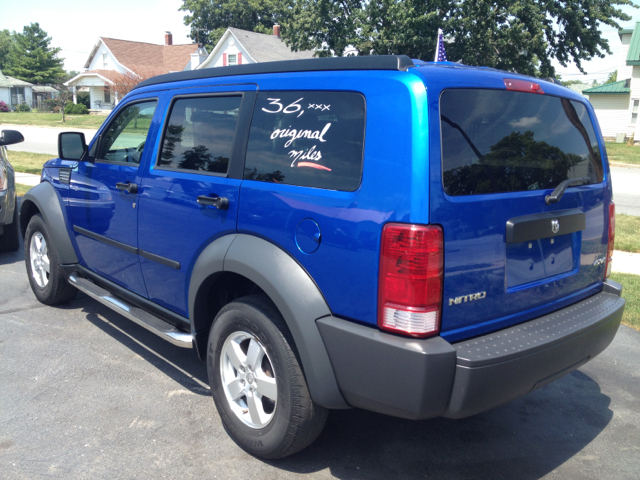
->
[133,55,415,90]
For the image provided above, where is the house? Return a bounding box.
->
[196,26,315,69]
[585,22,640,142]
[65,33,207,111]
[0,70,34,110]
[32,85,59,110]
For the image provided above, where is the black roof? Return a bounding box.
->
[133,55,415,90]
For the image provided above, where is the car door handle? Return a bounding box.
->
[116,182,138,194]
[197,195,229,210]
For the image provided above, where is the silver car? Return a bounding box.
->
[0,130,24,252]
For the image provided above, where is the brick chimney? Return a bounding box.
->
[273,25,281,38]
[165,31,173,45]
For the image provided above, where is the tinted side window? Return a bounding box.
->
[244,91,365,191]
[158,96,242,174]
[98,100,157,164]
[440,89,604,196]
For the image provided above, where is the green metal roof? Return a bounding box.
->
[583,79,631,94]
[626,22,640,66]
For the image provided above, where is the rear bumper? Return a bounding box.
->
[317,282,625,420]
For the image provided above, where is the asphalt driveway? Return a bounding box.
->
[1,239,639,479]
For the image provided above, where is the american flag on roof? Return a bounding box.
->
[434,28,447,62]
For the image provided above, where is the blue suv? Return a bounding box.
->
[20,56,625,459]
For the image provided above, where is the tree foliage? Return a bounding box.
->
[0,30,14,71]
[110,67,166,99]
[278,0,637,77]
[180,0,279,48]
[4,23,65,84]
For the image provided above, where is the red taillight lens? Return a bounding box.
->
[605,202,615,278]
[504,78,545,94]
[378,223,443,338]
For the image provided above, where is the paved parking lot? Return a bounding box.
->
[1,239,639,479]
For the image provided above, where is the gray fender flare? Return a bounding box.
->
[188,233,349,409]
[20,181,79,264]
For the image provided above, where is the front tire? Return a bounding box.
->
[24,214,77,305]
[207,295,328,459]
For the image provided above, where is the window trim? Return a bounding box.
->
[153,91,256,179]
[94,97,159,166]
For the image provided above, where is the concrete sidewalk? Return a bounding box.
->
[14,171,41,186]
[612,250,640,276]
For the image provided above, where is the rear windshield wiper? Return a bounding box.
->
[545,177,590,205]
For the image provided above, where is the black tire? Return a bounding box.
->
[0,195,20,253]
[207,295,328,459]
[24,213,77,305]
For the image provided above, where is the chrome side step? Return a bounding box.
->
[69,275,193,348]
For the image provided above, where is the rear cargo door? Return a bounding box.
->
[430,86,610,341]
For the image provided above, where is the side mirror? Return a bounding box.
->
[58,132,87,161]
[0,130,25,146]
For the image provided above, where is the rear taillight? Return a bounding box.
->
[605,202,615,278]
[378,223,443,338]
[504,78,545,95]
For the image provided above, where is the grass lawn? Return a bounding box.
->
[615,214,640,254]
[0,112,106,129]
[15,183,33,196]
[605,142,640,165]
[609,272,640,331]
[7,151,53,175]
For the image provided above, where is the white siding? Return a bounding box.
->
[88,86,114,110]
[619,33,634,81]
[199,34,255,69]
[589,94,632,136]
[86,42,127,74]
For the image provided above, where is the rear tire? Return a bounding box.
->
[24,214,77,305]
[0,196,20,253]
[207,295,328,459]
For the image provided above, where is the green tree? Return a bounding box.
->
[562,79,587,87]
[4,23,65,84]
[0,30,14,71]
[180,0,279,48]
[278,0,637,77]
[604,70,618,84]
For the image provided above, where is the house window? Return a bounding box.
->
[103,53,108,68]
[104,86,111,104]
[10,87,25,106]
[228,54,237,66]
[632,99,639,124]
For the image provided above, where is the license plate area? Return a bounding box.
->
[506,234,575,288]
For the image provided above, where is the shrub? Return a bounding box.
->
[77,91,90,108]
[71,103,88,115]
[0,101,8,112]
[16,103,31,113]
[63,103,89,115]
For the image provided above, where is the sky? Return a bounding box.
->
[2,0,639,83]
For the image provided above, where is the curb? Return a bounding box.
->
[610,161,640,169]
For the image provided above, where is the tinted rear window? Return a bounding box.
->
[440,89,603,196]
[244,91,365,191]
